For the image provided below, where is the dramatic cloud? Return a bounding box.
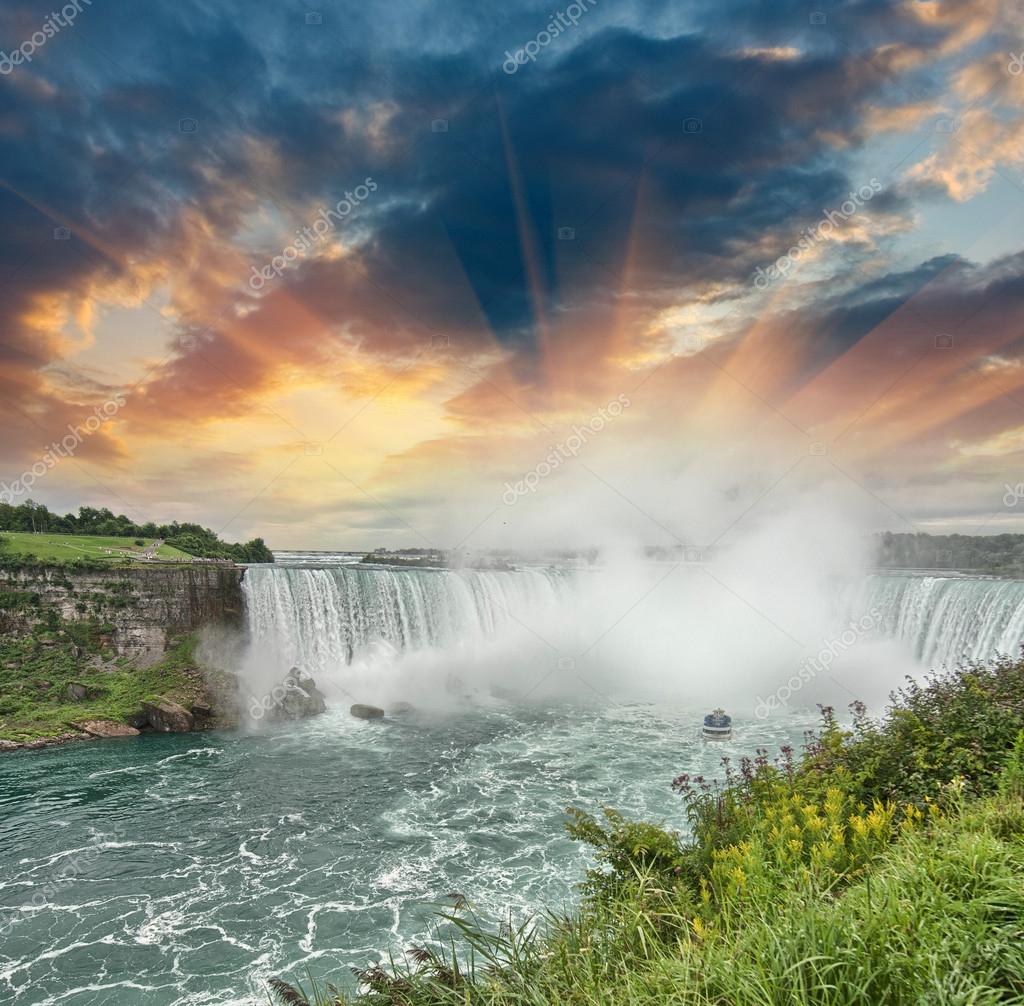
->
[1,0,1023,543]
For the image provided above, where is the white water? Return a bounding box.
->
[242,564,572,675]
[855,573,1024,668]
[242,565,1024,700]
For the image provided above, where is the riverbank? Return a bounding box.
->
[0,562,247,747]
[0,634,241,749]
[271,657,1024,1005]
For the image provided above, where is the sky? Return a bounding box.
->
[2,0,1024,551]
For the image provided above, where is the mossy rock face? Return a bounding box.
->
[0,559,250,746]
[0,630,206,745]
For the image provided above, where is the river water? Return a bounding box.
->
[0,701,811,1005]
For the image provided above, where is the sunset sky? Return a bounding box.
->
[3,0,1024,550]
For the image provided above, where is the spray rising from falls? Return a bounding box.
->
[856,574,1024,668]
[241,565,1024,707]
[242,565,573,676]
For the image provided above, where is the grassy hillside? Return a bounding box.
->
[0,632,203,743]
[0,501,275,563]
[270,660,1024,1005]
[0,531,192,564]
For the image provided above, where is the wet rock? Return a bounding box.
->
[73,720,140,739]
[262,667,327,722]
[189,701,219,731]
[489,685,521,701]
[350,703,385,720]
[142,697,194,732]
[0,740,20,752]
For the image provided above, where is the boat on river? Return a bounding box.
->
[702,708,732,739]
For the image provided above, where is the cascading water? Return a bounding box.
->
[244,565,1024,684]
[242,564,573,676]
[854,573,1024,667]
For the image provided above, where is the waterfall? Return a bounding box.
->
[242,564,572,676]
[855,573,1024,668]
[242,564,1024,683]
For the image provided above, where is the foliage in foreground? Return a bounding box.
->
[270,658,1024,1005]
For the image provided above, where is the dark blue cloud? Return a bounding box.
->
[0,0,983,386]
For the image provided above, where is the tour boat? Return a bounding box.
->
[702,708,732,739]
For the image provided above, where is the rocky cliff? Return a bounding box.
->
[0,564,337,749]
[0,564,245,663]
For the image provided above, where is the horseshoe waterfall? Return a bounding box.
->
[241,564,1024,676]
[241,563,573,674]
[856,573,1024,668]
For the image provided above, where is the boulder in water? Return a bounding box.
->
[489,685,521,701]
[350,703,385,720]
[142,697,195,733]
[263,667,327,722]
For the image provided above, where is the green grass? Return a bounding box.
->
[0,633,205,742]
[269,658,1024,1006]
[0,531,192,564]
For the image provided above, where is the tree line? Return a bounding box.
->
[874,532,1024,575]
[0,500,274,564]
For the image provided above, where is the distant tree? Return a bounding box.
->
[0,500,274,562]
[872,533,1024,575]
[231,537,274,563]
